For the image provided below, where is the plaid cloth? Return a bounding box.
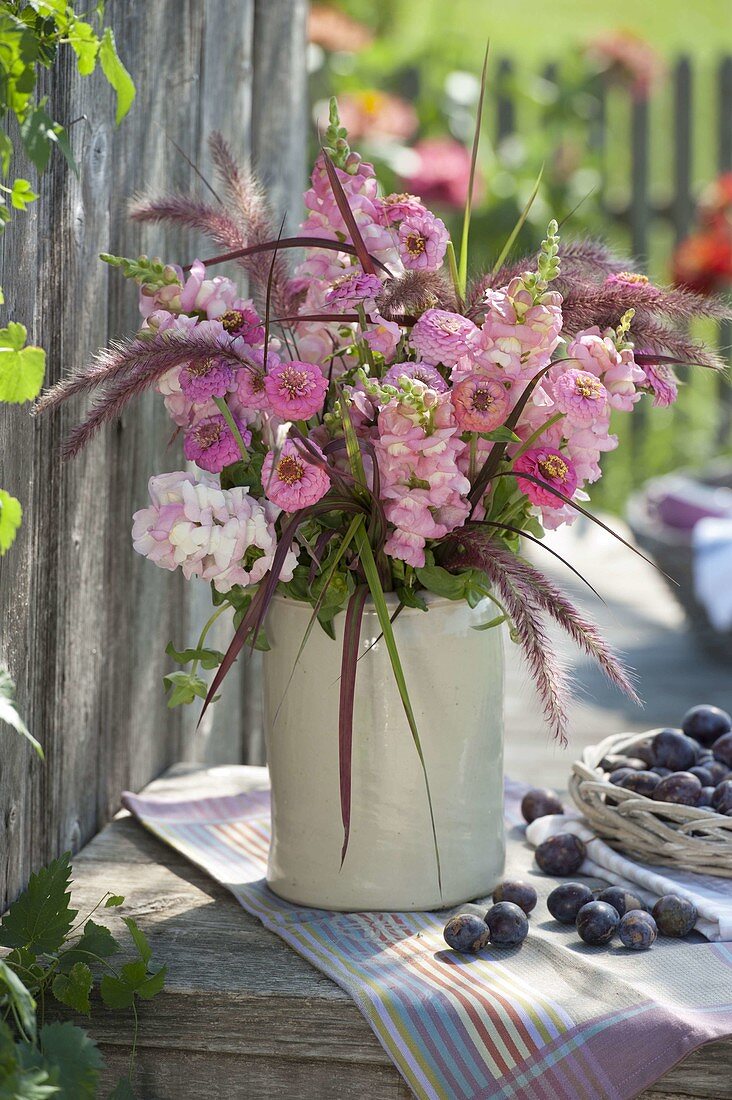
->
[123,768,732,1100]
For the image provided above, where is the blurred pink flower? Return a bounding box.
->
[399,138,484,210]
[640,360,679,407]
[585,30,666,101]
[334,90,418,143]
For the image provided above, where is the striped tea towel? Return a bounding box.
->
[123,768,732,1100]
[526,811,732,941]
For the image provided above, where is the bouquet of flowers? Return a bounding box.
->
[37,97,728,841]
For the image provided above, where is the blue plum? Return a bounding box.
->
[652,729,698,771]
[534,834,586,875]
[712,732,732,768]
[576,901,619,946]
[652,771,702,806]
[484,902,529,946]
[597,887,644,917]
[620,770,661,796]
[619,910,657,950]
[492,881,537,915]
[443,913,490,953]
[652,894,697,937]
[547,882,593,924]
[521,788,564,824]
[682,704,732,748]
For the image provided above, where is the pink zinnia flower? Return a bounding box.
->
[639,360,679,407]
[566,328,645,412]
[514,447,579,508]
[550,368,609,423]
[234,350,273,413]
[383,362,448,392]
[179,357,235,402]
[380,192,426,224]
[398,210,449,271]
[410,309,478,368]
[451,373,511,432]
[326,272,383,312]
[262,440,331,512]
[183,414,250,473]
[264,359,329,420]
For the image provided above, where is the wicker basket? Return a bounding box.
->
[569,730,732,876]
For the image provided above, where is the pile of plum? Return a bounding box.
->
[599,704,732,813]
[442,704,732,957]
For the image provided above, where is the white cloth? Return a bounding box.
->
[526,813,732,941]
[693,516,732,631]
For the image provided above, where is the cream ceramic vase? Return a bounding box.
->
[262,593,505,911]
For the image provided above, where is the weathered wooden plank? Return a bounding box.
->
[0,0,310,907]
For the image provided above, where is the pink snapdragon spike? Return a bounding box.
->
[179,356,235,402]
[410,308,478,367]
[475,276,564,380]
[397,209,449,271]
[183,414,250,473]
[262,439,331,511]
[131,471,297,592]
[514,447,579,508]
[363,316,401,361]
[264,359,329,420]
[452,372,511,432]
[550,368,609,423]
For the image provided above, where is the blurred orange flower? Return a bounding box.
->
[337,90,418,143]
[308,6,373,54]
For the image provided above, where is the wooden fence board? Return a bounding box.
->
[0,0,306,907]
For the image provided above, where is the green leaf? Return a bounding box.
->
[396,585,428,611]
[0,131,13,176]
[479,426,521,444]
[99,961,165,1010]
[9,178,38,211]
[0,852,77,956]
[28,1022,102,1099]
[104,895,124,908]
[18,104,57,175]
[67,20,99,76]
[415,563,466,601]
[121,917,151,966]
[0,664,42,756]
[165,641,223,670]
[0,323,46,403]
[107,1077,135,1100]
[58,919,119,972]
[162,670,208,708]
[98,28,135,125]
[0,958,37,1041]
[51,963,92,1017]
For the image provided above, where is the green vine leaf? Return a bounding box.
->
[104,895,124,908]
[0,853,76,956]
[67,20,99,77]
[98,28,134,125]
[57,919,119,973]
[51,963,93,1017]
[9,179,38,211]
[108,1077,135,1100]
[100,961,166,1010]
[165,641,223,670]
[163,670,208,708]
[20,1021,102,1099]
[18,103,58,176]
[0,665,42,757]
[0,490,23,557]
[0,959,37,1042]
[0,323,46,403]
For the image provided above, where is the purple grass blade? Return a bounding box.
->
[321,153,376,275]
[186,236,392,276]
[339,585,369,865]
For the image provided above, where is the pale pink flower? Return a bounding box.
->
[514,447,579,508]
[452,373,511,433]
[326,272,383,312]
[550,368,609,423]
[183,414,250,473]
[262,439,331,511]
[410,309,478,367]
[474,276,563,381]
[233,350,272,413]
[565,327,644,412]
[178,259,242,320]
[380,192,427,224]
[363,315,402,362]
[264,359,329,420]
[398,210,449,271]
[131,471,297,592]
[382,361,448,392]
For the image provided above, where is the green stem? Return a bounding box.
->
[446,240,463,310]
[356,304,376,374]
[510,412,564,462]
[191,603,229,676]
[214,397,250,464]
[129,998,139,1079]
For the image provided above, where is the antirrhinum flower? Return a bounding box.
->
[639,359,679,407]
[409,308,478,367]
[131,471,297,592]
[397,210,449,272]
[550,368,609,423]
[179,357,235,402]
[183,413,250,473]
[451,372,511,432]
[262,439,331,511]
[565,327,644,412]
[264,359,329,420]
[514,447,579,508]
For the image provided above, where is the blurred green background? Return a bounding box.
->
[307,1,732,512]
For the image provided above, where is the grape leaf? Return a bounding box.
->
[67,20,99,76]
[163,670,208,708]
[57,919,119,972]
[99,28,135,125]
[51,963,92,1017]
[0,490,23,555]
[104,895,124,908]
[0,323,46,403]
[121,917,151,966]
[10,179,38,211]
[21,1022,102,1099]
[100,961,166,1009]
[18,104,57,176]
[0,853,77,956]
[0,664,43,757]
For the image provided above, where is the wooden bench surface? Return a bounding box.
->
[65,765,732,1100]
